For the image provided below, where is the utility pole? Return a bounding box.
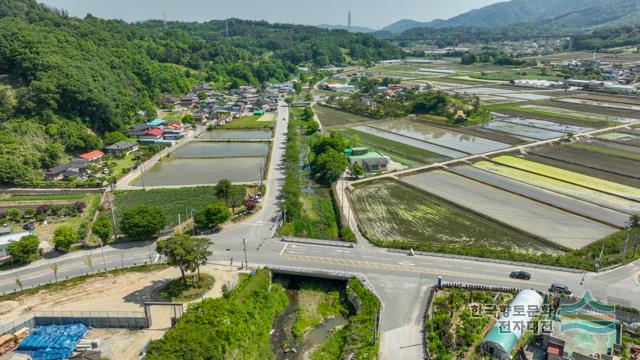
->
[242,238,248,270]
[109,197,118,242]
[621,222,631,262]
[178,213,182,234]
[225,19,230,37]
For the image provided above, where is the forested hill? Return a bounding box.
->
[0,0,401,185]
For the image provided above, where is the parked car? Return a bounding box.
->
[509,271,531,280]
[549,283,572,295]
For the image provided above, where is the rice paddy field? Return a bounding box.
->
[370,118,510,154]
[531,145,640,180]
[402,170,617,250]
[543,100,640,120]
[491,155,640,201]
[471,161,640,215]
[450,165,630,227]
[313,105,376,128]
[349,179,551,253]
[482,120,560,140]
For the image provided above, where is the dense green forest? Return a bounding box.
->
[0,0,401,185]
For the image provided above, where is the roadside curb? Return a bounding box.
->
[387,248,586,274]
[280,236,355,248]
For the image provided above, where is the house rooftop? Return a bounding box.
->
[105,141,138,150]
[348,151,388,160]
[78,150,104,161]
[147,119,166,127]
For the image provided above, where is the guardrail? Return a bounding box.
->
[281,236,355,248]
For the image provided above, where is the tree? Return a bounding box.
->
[92,215,113,244]
[350,162,364,179]
[156,234,213,285]
[119,205,167,239]
[215,179,233,207]
[293,81,303,94]
[181,114,195,125]
[311,149,349,185]
[195,203,231,230]
[311,132,348,156]
[460,52,477,65]
[53,225,79,252]
[7,235,40,264]
[104,131,128,145]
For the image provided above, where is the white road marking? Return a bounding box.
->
[154,254,160,264]
[279,243,289,255]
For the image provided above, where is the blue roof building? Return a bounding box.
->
[146,119,166,127]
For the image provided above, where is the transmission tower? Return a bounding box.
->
[162,12,168,30]
[348,11,351,30]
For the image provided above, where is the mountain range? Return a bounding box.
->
[324,0,640,35]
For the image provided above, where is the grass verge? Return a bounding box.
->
[159,273,215,302]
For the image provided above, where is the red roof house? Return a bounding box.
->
[141,128,163,138]
[78,150,104,162]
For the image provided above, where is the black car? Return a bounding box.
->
[549,283,572,295]
[509,271,531,280]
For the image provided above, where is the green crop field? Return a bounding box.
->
[313,105,376,128]
[222,115,273,129]
[350,179,543,252]
[334,127,445,166]
[113,186,246,226]
[492,155,640,201]
[569,143,640,162]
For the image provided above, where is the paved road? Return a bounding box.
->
[1,102,639,360]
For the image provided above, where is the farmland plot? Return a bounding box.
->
[575,93,640,106]
[482,120,560,140]
[459,164,633,226]
[352,125,467,158]
[494,108,609,129]
[349,180,550,253]
[492,155,640,201]
[313,105,376,128]
[526,154,640,189]
[544,100,640,119]
[496,115,594,134]
[402,170,618,250]
[521,105,638,124]
[573,140,640,158]
[472,161,640,215]
[532,145,640,179]
[371,118,510,154]
[558,98,640,112]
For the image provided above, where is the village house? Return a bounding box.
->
[45,159,91,181]
[0,230,32,260]
[344,147,389,172]
[128,123,152,137]
[139,128,163,141]
[78,150,104,163]
[105,141,139,156]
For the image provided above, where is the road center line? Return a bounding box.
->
[279,243,288,255]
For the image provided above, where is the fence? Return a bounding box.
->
[0,310,148,338]
[33,310,148,329]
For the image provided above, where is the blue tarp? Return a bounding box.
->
[18,324,89,360]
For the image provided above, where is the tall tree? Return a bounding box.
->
[92,214,113,244]
[156,234,213,285]
[215,179,233,207]
[195,203,232,230]
[53,225,79,252]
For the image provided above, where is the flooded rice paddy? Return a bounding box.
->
[173,142,269,158]
[370,118,510,154]
[482,120,561,140]
[197,128,272,140]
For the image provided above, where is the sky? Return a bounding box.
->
[40,0,504,29]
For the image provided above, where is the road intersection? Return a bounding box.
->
[1,101,639,359]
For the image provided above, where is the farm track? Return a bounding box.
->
[402,170,617,250]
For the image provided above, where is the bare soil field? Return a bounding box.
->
[543,100,640,119]
[349,179,550,253]
[525,154,640,189]
[402,170,617,250]
[532,145,640,180]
